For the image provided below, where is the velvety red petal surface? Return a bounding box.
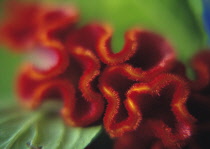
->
[183,51,210,149]
[0,1,79,51]
[96,25,138,64]
[39,5,79,43]
[0,1,41,50]
[65,23,106,52]
[128,74,195,141]
[114,120,183,149]
[99,64,142,137]
[101,72,195,148]
[17,47,104,126]
[1,2,203,148]
[190,50,210,91]
[97,28,176,80]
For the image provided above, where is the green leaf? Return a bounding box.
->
[0,101,102,149]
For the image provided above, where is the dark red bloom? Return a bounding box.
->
[184,99,210,149]
[97,27,191,140]
[0,1,41,50]
[114,120,183,149]
[100,70,195,140]
[187,50,210,123]
[0,2,106,127]
[96,26,176,80]
[0,1,78,51]
[17,46,104,126]
[65,23,105,52]
[1,2,199,148]
[110,74,195,148]
[190,50,210,92]
[38,4,78,44]
[25,41,69,79]
[99,64,143,137]
[66,24,175,81]
[184,50,210,149]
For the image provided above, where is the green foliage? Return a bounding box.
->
[0,102,102,149]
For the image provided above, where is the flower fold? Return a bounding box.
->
[97,27,176,80]
[26,41,69,79]
[17,47,104,126]
[0,2,199,148]
[100,71,195,141]
[0,1,78,51]
[190,50,210,92]
[187,50,210,123]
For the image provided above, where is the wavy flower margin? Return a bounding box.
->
[2,1,210,149]
[17,46,104,126]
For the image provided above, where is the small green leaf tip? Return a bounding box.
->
[0,101,102,149]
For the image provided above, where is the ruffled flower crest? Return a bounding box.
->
[0,2,199,149]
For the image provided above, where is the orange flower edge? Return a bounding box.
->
[100,71,195,142]
[0,1,79,51]
[112,74,195,148]
[17,47,104,126]
[114,120,184,149]
[97,27,176,80]
[99,64,144,137]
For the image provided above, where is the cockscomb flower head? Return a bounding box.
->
[1,1,206,149]
[0,1,78,51]
[187,50,210,124]
[183,50,210,149]
[100,71,195,147]
[1,1,105,127]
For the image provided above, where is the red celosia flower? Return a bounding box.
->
[0,1,79,78]
[25,41,69,79]
[66,24,175,81]
[65,23,105,52]
[0,1,78,51]
[100,71,195,147]
[17,46,104,126]
[99,64,144,137]
[127,74,195,137]
[38,4,78,44]
[96,26,176,80]
[184,95,210,149]
[0,1,41,50]
[113,74,194,149]
[190,50,210,92]
[187,50,210,123]
[170,61,188,79]
[0,2,200,148]
[0,2,105,127]
[184,50,210,149]
[114,120,183,149]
